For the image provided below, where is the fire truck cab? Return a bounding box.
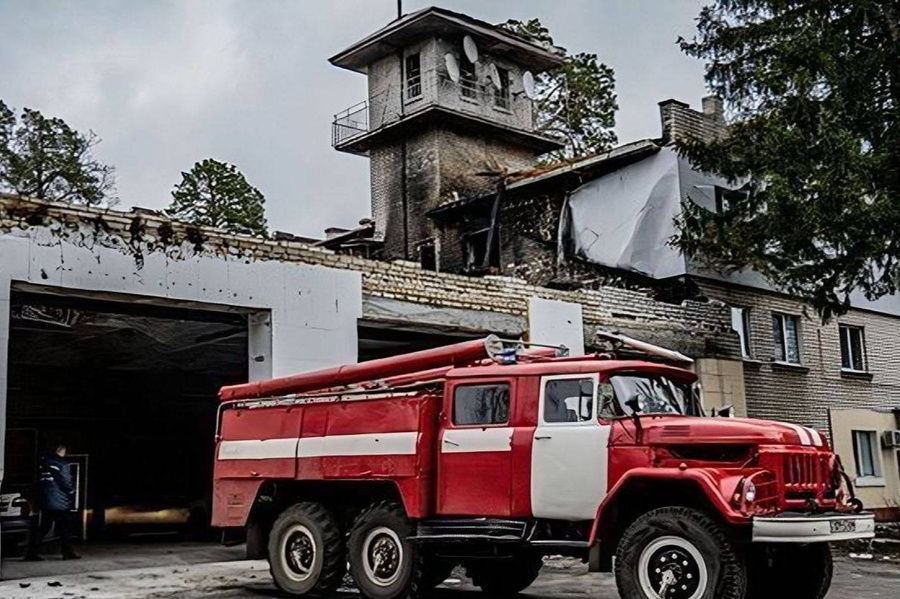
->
[212,335,874,599]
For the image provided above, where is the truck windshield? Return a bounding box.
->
[608,374,702,416]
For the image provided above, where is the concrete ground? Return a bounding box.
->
[1,541,244,581]
[0,555,898,599]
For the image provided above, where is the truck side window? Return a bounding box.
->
[453,384,510,426]
[544,378,594,423]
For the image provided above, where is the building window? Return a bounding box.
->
[493,67,510,109]
[730,306,752,358]
[405,53,422,99]
[460,51,477,99]
[463,228,500,270]
[419,240,436,271]
[852,430,884,485]
[453,384,510,426]
[772,313,800,364]
[839,325,866,372]
[714,187,748,213]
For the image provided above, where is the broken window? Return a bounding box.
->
[453,384,510,426]
[463,228,500,270]
[405,53,422,99]
[493,67,510,109]
[459,51,477,99]
[772,312,800,364]
[543,378,594,423]
[839,324,866,372]
[730,306,752,358]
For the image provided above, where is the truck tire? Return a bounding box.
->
[348,501,426,599]
[615,507,746,599]
[466,554,543,597]
[267,502,345,597]
[746,544,832,599]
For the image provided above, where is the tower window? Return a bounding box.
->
[460,51,477,100]
[494,67,510,109]
[405,53,422,99]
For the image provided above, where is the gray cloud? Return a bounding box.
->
[0,0,707,237]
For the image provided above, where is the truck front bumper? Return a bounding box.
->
[752,512,875,543]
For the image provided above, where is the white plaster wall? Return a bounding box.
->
[0,226,362,484]
[528,297,585,356]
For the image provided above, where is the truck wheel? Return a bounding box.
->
[615,507,746,599]
[746,544,832,599]
[348,501,425,599]
[268,502,345,597]
[466,554,543,597]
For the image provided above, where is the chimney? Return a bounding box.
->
[658,96,728,145]
[702,95,725,123]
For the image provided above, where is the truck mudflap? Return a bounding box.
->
[751,511,875,543]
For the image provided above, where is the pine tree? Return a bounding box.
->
[167,159,268,236]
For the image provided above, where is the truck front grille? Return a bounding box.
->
[782,453,829,493]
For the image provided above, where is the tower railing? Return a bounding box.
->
[332,69,543,149]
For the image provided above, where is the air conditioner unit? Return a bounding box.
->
[881,430,900,448]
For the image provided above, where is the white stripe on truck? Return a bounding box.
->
[217,432,418,460]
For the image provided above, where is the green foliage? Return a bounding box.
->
[0,100,116,205]
[500,19,618,160]
[167,158,268,236]
[672,1,900,318]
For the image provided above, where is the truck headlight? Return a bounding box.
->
[744,480,757,503]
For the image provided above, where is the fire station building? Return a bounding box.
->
[0,192,742,542]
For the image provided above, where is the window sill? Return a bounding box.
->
[404,95,423,105]
[459,95,480,106]
[840,368,873,381]
[742,358,763,370]
[770,361,810,374]
[492,104,512,114]
[855,476,886,488]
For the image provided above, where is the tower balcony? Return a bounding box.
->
[331,68,562,155]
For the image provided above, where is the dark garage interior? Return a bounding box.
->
[3,289,250,542]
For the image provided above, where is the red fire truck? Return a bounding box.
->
[212,334,874,599]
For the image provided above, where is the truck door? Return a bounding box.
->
[530,373,610,520]
[437,379,514,516]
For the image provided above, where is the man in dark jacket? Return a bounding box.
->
[23,442,80,560]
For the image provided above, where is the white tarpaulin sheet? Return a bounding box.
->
[566,147,687,280]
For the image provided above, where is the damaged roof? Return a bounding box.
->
[329,6,565,73]
[428,139,660,217]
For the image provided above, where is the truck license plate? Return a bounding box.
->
[830,519,856,534]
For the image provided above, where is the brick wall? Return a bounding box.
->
[696,279,900,432]
[0,195,740,361]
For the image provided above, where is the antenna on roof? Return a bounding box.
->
[396,0,403,19]
[445,53,460,82]
[463,35,479,63]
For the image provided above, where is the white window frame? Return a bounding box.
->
[538,373,599,427]
[852,430,885,487]
[731,306,752,359]
[772,312,801,364]
[839,324,867,373]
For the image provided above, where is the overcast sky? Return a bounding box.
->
[0,1,708,237]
